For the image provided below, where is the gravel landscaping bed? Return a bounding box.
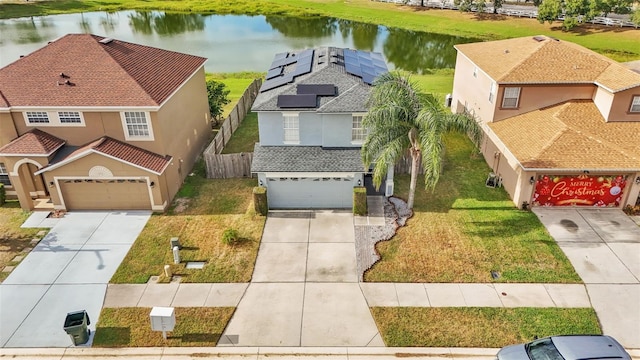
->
[355,196,412,281]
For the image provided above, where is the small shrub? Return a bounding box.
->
[623,204,640,216]
[253,186,268,216]
[221,228,240,245]
[0,184,5,206]
[353,186,367,215]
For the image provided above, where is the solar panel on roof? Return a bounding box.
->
[361,72,376,85]
[297,84,336,96]
[266,67,284,80]
[260,74,293,92]
[277,94,317,108]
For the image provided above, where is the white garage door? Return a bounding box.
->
[60,179,150,210]
[267,177,353,209]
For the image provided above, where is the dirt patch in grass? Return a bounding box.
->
[93,307,234,347]
[365,133,580,283]
[0,202,47,282]
[371,307,601,347]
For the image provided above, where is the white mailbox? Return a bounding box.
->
[150,306,175,339]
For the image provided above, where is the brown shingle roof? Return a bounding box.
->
[488,100,640,170]
[0,34,206,107]
[93,137,170,174]
[455,36,640,92]
[0,129,65,156]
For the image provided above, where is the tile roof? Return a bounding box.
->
[0,129,65,156]
[0,34,206,107]
[252,47,380,112]
[251,144,365,173]
[488,100,640,170]
[39,136,171,175]
[455,36,640,92]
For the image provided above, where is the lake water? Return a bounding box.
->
[0,11,476,73]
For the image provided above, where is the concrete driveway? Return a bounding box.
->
[220,210,383,347]
[0,211,150,348]
[533,208,640,349]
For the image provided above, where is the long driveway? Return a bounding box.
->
[533,208,640,349]
[219,210,383,346]
[0,211,150,348]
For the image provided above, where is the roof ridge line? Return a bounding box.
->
[317,83,359,111]
[497,39,549,82]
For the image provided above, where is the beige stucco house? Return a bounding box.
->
[0,34,210,211]
[451,35,640,209]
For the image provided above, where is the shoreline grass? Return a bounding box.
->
[371,307,602,347]
[0,0,638,62]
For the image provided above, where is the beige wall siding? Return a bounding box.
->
[155,66,210,199]
[493,84,595,122]
[607,87,640,122]
[593,87,614,121]
[451,53,496,123]
[0,113,18,147]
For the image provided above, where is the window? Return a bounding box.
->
[123,111,152,139]
[488,82,496,103]
[502,87,521,108]
[351,115,366,142]
[26,111,49,124]
[58,111,81,123]
[0,163,10,186]
[631,96,640,113]
[283,114,299,143]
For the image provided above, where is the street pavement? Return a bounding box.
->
[0,211,150,348]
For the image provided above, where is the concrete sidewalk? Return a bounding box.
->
[104,282,591,309]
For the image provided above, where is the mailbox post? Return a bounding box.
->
[150,306,175,340]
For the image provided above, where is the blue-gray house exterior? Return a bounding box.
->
[251,47,393,209]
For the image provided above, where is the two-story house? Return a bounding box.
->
[250,47,391,209]
[0,34,210,211]
[450,35,640,209]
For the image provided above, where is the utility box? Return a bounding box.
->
[170,237,181,250]
[150,306,175,339]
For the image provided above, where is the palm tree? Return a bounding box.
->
[362,71,482,209]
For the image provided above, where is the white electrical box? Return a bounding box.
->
[150,307,175,332]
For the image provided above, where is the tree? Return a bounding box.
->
[632,8,640,27]
[206,79,230,124]
[361,71,482,209]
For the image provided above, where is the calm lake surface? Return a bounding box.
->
[0,11,477,73]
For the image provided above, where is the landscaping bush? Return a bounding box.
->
[353,186,367,215]
[221,228,240,245]
[0,184,5,206]
[253,186,268,216]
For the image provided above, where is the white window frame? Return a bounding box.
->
[0,162,10,187]
[489,82,496,103]
[22,110,85,127]
[121,111,154,141]
[501,87,521,108]
[630,95,640,113]
[351,114,367,144]
[25,111,50,124]
[283,113,299,144]
[58,111,83,124]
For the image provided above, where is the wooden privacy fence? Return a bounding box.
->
[205,152,254,179]
[394,153,424,175]
[203,78,261,178]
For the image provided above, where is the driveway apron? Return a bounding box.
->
[533,208,640,348]
[220,211,382,346]
[0,211,150,348]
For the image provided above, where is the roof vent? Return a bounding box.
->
[532,36,546,42]
[60,72,69,79]
[99,38,114,44]
[504,49,510,54]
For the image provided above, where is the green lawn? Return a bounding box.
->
[221,112,258,154]
[365,133,581,283]
[110,161,264,284]
[93,307,234,347]
[372,307,601,347]
[0,201,47,282]
[207,72,262,117]
[1,0,638,62]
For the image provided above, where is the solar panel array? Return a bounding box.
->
[297,84,336,96]
[260,49,315,92]
[277,94,318,108]
[342,49,388,85]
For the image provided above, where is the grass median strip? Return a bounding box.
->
[371,307,601,347]
[0,202,46,282]
[365,133,580,283]
[93,307,234,347]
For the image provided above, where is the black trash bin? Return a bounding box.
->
[63,310,91,346]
